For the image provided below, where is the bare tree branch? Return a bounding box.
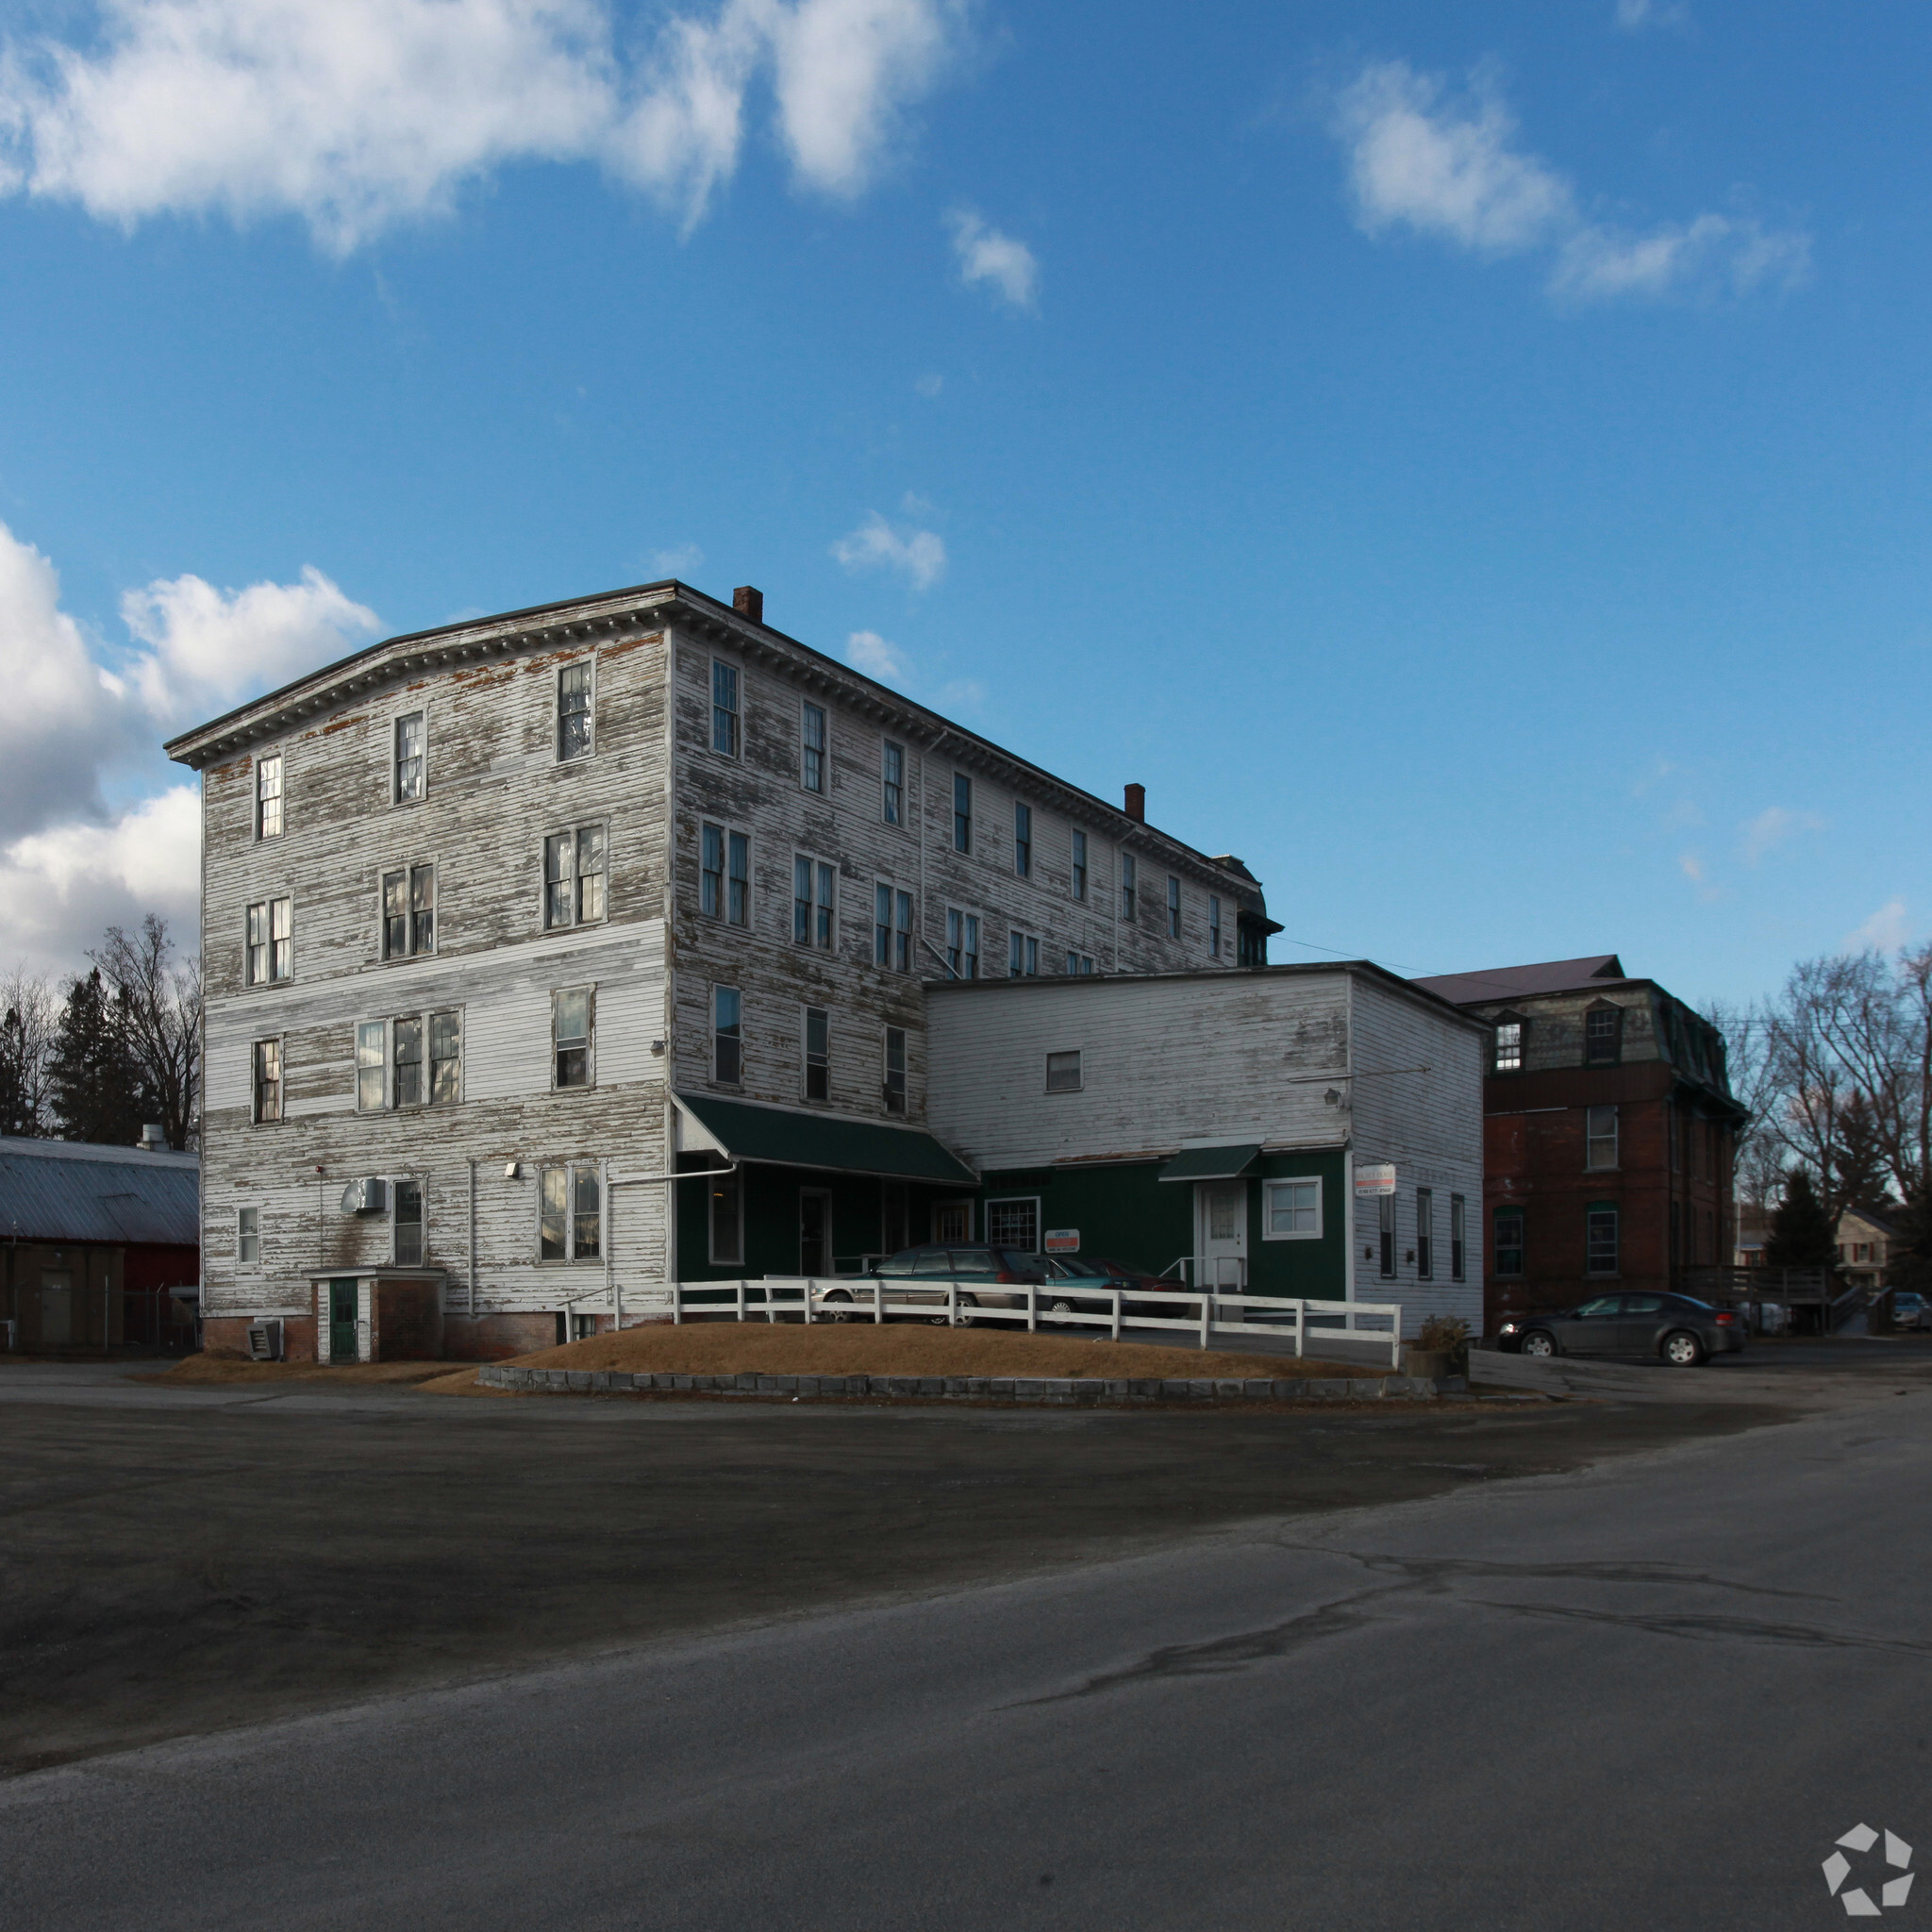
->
[89,915,201,1151]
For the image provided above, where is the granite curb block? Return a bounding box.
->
[474,1365,1469,1404]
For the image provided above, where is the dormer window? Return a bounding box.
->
[1493,1016,1525,1074]
[1585,1003,1624,1067]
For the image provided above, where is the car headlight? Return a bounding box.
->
[1499,1322,1521,1334]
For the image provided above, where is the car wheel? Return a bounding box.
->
[1520,1329,1557,1358]
[824,1290,854,1325]
[1047,1297,1075,1329]
[955,1292,979,1329]
[1661,1329,1705,1368]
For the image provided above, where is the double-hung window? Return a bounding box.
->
[237,1206,260,1264]
[1072,830,1088,902]
[383,865,436,958]
[1008,930,1041,977]
[553,989,592,1090]
[1416,1188,1434,1279]
[884,1027,908,1114]
[874,884,915,972]
[429,1011,460,1104]
[1064,952,1095,975]
[246,898,292,984]
[1045,1050,1081,1093]
[1585,1006,1623,1066]
[953,774,972,854]
[558,662,593,760]
[1121,854,1137,923]
[712,987,741,1084]
[701,824,750,925]
[794,856,836,948]
[710,660,741,758]
[544,826,606,929]
[804,1007,829,1102]
[256,755,283,839]
[1167,876,1181,938]
[801,703,826,792]
[358,1012,462,1109]
[393,1180,425,1265]
[1014,803,1032,878]
[1494,1019,1524,1073]
[1494,1208,1525,1277]
[1208,895,1222,958]
[1586,1205,1620,1276]
[394,712,425,802]
[252,1040,281,1124]
[1263,1178,1321,1239]
[882,741,904,824]
[393,1017,425,1106]
[541,1164,602,1262]
[945,908,979,980]
[1586,1105,1619,1171]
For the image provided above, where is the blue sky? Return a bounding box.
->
[0,0,1924,1009]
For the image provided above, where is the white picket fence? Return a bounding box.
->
[671,1277,1406,1370]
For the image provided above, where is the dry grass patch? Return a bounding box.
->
[153,1357,463,1388]
[478,1322,1376,1382]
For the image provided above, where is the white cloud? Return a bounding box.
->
[0,785,202,975]
[0,522,129,839]
[646,541,705,578]
[1328,59,1808,305]
[1679,853,1706,884]
[945,207,1038,308]
[831,510,946,590]
[1846,897,1909,955]
[1739,804,1824,866]
[914,372,943,397]
[1615,0,1690,29]
[844,628,911,683]
[120,564,381,724]
[0,0,966,249]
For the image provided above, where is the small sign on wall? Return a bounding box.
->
[1354,1162,1397,1195]
[1043,1228,1081,1254]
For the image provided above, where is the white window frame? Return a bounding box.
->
[944,906,980,980]
[712,984,742,1087]
[542,823,608,932]
[800,700,827,793]
[251,1037,283,1124]
[236,1204,260,1267]
[557,657,596,763]
[1008,928,1042,977]
[1261,1177,1324,1241]
[792,851,838,950]
[1586,1105,1620,1171]
[1167,874,1181,938]
[1121,852,1137,924]
[255,752,284,841]
[1045,1049,1082,1093]
[986,1196,1041,1254]
[538,1160,604,1265]
[874,880,915,974]
[245,896,293,986]
[953,772,972,854]
[356,1010,464,1111]
[392,706,427,805]
[700,821,751,927]
[1071,828,1088,903]
[1014,801,1032,878]
[391,1175,426,1266]
[1208,894,1222,958]
[552,987,595,1091]
[802,1004,830,1104]
[381,861,438,960]
[709,656,741,759]
[883,1024,908,1115]
[881,739,905,826]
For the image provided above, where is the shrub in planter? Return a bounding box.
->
[1414,1316,1471,1377]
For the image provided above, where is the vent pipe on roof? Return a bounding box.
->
[733,586,764,623]
[137,1124,165,1153]
[1124,782,1145,823]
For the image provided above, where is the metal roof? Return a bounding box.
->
[673,1094,976,1187]
[0,1138,199,1246]
[1408,956,1631,1008]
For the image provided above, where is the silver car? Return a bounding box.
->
[816,1244,1044,1324]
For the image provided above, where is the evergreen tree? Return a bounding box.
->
[1887,1185,1932,1298]
[46,969,144,1146]
[1764,1168,1840,1270]
[1832,1091,1892,1213]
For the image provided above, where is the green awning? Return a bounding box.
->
[1158,1143,1262,1183]
[673,1092,977,1187]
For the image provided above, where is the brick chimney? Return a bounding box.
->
[1124,782,1145,823]
[733,586,764,624]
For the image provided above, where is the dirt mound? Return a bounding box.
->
[477,1321,1375,1382]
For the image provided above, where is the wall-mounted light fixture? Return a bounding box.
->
[504,1160,521,1180]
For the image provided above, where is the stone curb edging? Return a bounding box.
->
[474,1364,1468,1405]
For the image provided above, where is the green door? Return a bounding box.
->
[328,1279,358,1363]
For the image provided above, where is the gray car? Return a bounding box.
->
[1498,1291,1744,1367]
[816,1244,1044,1324]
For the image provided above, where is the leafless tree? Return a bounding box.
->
[0,965,58,1137]
[90,915,201,1151]
[1706,997,1784,1210]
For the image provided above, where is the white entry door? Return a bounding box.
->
[1195,1183,1248,1291]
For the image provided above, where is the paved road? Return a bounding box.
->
[3,1370,1927,1928]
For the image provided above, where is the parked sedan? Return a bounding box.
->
[1496,1291,1745,1367]
[1036,1257,1193,1325]
[815,1244,1047,1324]
[1891,1291,1928,1332]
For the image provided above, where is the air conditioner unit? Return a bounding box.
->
[246,1319,283,1361]
[340,1177,389,1214]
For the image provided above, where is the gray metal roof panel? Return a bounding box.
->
[0,1140,199,1245]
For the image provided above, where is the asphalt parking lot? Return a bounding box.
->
[0,1360,1804,1777]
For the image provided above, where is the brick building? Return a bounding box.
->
[1408,955,1743,1329]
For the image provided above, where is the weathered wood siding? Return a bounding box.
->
[1345,977,1486,1332]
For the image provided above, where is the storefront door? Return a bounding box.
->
[1195,1184,1248,1291]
